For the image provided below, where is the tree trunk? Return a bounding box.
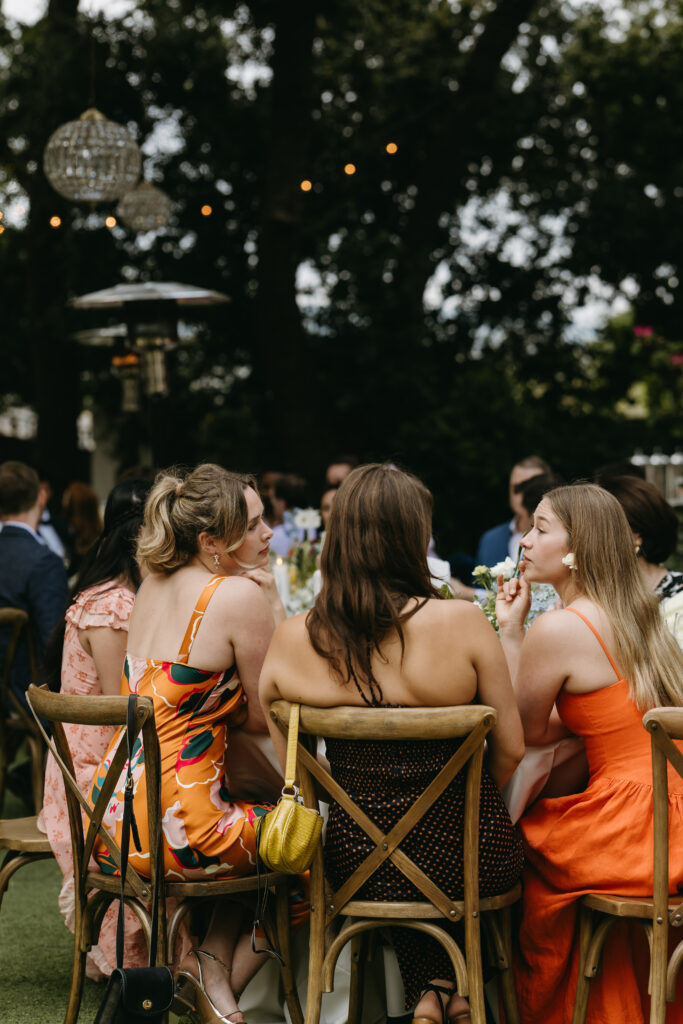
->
[255,0,319,473]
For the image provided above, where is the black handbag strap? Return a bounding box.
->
[116,695,163,970]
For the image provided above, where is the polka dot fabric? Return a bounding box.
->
[323,732,523,1009]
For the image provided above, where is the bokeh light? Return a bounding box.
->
[300,179,313,192]
[49,215,61,228]
[386,142,398,154]
[344,163,356,176]
[201,204,213,216]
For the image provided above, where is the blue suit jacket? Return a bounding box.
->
[475,521,513,568]
[0,525,69,704]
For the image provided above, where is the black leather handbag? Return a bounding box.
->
[94,698,174,1024]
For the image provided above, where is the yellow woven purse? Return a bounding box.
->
[255,704,323,874]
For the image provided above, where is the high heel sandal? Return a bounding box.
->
[173,949,244,1024]
[411,982,471,1024]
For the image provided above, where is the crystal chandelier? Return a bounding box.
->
[43,107,141,203]
[116,182,173,232]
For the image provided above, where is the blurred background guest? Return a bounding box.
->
[475,455,551,567]
[598,475,683,600]
[269,472,313,556]
[320,483,338,530]
[62,480,103,579]
[258,469,284,528]
[325,454,359,486]
[0,460,69,711]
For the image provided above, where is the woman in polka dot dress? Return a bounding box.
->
[260,464,524,1024]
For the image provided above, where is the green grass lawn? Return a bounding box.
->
[0,790,103,1023]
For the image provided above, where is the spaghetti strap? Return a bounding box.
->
[564,607,624,681]
[177,575,227,664]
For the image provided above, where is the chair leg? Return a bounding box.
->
[275,882,304,1024]
[571,903,594,1024]
[464,909,486,1024]
[64,902,88,1024]
[304,901,326,1024]
[346,932,365,1024]
[492,907,519,1024]
[26,735,45,814]
[650,915,668,1024]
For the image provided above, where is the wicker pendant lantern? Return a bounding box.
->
[43,107,141,203]
[116,182,173,232]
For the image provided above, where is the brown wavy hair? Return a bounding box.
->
[307,463,442,702]
[137,464,256,575]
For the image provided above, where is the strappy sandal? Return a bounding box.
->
[173,949,244,1024]
[412,982,471,1024]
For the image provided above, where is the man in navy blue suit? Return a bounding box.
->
[0,461,69,709]
[475,456,551,567]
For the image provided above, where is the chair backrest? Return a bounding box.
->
[269,700,497,927]
[643,708,683,926]
[0,607,39,723]
[26,684,163,907]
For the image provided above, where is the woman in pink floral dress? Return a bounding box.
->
[39,477,151,980]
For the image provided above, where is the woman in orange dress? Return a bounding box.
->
[496,483,683,1023]
[90,464,297,1024]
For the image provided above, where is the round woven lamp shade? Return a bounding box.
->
[43,107,141,203]
[117,182,173,232]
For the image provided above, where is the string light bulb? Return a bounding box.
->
[386,142,398,154]
[49,215,62,228]
[201,204,212,217]
[105,215,117,228]
[344,163,356,176]
[300,179,313,192]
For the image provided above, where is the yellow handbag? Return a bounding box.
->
[255,703,323,874]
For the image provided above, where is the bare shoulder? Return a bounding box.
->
[414,597,493,635]
[524,606,593,648]
[269,612,311,651]
[205,575,272,627]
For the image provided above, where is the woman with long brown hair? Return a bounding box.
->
[260,463,524,1024]
[497,482,683,1024]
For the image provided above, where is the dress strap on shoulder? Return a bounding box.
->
[564,607,624,681]
[177,575,227,664]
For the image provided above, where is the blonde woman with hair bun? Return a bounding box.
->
[496,482,683,1024]
[89,464,300,1024]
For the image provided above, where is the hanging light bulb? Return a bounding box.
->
[116,182,173,232]
[43,108,141,203]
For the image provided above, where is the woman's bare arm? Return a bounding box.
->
[80,626,128,696]
[462,606,526,786]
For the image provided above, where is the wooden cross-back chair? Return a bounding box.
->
[572,707,683,1024]
[269,699,521,1024]
[27,685,304,1024]
[0,607,45,813]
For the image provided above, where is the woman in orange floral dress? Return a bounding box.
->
[90,464,298,1024]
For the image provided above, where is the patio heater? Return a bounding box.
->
[70,282,229,464]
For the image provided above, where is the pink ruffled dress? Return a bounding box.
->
[38,581,147,980]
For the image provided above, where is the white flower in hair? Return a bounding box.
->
[561,552,576,569]
[294,507,322,531]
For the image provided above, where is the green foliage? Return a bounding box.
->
[0,0,681,548]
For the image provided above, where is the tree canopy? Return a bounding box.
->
[0,0,680,550]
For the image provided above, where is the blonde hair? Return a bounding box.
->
[137,464,257,574]
[546,483,683,710]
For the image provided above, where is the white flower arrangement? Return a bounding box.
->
[294,507,322,531]
[472,551,558,631]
